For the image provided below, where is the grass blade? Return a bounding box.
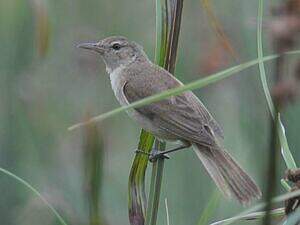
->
[145,140,166,225]
[165,198,170,225]
[257,0,296,196]
[211,189,300,225]
[197,190,221,225]
[210,208,285,225]
[257,0,296,171]
[257,2,279,225]
[257,0,274,116]
[68,50,300,131]
[278,115,297,169]
[0,167,68,225]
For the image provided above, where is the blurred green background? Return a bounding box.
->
[0,0,299,225]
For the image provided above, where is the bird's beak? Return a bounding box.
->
[77,42,104,54]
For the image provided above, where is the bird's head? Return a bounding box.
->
[77,36,148,73]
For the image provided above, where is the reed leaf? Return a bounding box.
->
[68,50,300,131]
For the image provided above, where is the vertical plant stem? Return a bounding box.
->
[143,1,168,224]
[128,131,154,225]
[263,113,279,225]
[129,0,185,225]
[257,1,278,225]
[145,0,184,224]
[145,140,166,225]
[128,1,168,222]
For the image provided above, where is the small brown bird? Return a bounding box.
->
[77,36,262,204]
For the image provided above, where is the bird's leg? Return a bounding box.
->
[134,149,170,159]
[135,142,190,161]
[149,142,191,162]
[135,142,191,162]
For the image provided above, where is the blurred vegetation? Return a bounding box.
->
[1,0,300,225]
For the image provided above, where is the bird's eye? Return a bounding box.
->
[112,43,121,50]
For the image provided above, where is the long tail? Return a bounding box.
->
[193,143,261,204]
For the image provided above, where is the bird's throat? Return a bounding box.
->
[109,64,126,96]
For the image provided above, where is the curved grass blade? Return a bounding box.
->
[211,189,300,225]
[0,167,68,225]
[197,190,221,225]
[257,0,274,116]
[257,2,280,225]
[256,0,296,194]
[210,208,285,225]
[257,0,296,171]
[68,49,300,131]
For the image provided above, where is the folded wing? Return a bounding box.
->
[122,65,223,146]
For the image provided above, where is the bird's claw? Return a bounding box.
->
[149,150,170,162]
[134,149,170,162]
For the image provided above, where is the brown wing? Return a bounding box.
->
[122,64,223,146]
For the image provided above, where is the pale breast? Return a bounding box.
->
[109,67,122,95]
[109,65,129,106]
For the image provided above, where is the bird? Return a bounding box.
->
[77,36,262,204]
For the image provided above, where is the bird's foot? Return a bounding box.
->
[149,149,170,162]
[134,149,170,162]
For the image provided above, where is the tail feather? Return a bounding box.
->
[193,143,261,204]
